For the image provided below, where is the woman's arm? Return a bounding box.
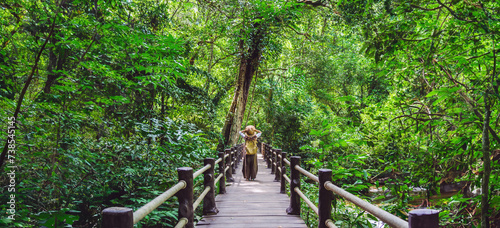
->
[256,132,262,137]
[239,131,246,138]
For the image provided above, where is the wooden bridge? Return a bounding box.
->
[195,153,306,228]
[101,143,439,228]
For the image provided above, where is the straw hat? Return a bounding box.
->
[244,125,256,136]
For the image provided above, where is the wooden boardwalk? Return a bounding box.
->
[196,153,307,228]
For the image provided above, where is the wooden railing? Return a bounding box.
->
[263,143,440,228]
[101,144,244,228]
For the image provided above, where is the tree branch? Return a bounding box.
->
[436,0,478,23]
[77,31,98,64]
[467,48,500,60]
[260,68,289,72]
[170,0,187,20]
[410,4,443,11]
[401,37,430,42]
[210,51,239,68]
[434,60,500,145]
[0,15,58,168]
[299,0,328,7]
[391,115,435,123]
[286,24,312,40]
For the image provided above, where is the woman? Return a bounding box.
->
[239,125,262,181]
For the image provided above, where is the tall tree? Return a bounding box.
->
[218,0,318,148]
[221,22,265,147]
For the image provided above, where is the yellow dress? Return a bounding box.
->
[242,132,260,180]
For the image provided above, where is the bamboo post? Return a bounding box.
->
[225,149,234,182]
[203,158,218,215]
[102,207,133,228]
[274,149,282,182]
[286,156,301,215]
[280,152,287,194]
[218,152,226,194]
[318,169,333,228]
[177,167,194,228]
[409,209,439,228]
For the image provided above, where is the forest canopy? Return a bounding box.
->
[0,0,499,227]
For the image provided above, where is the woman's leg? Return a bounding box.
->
[250,154,258,180]
[242,155,248,180]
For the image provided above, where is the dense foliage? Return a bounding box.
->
[1,0,499,227]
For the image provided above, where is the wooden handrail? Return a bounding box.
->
[325,219,338,228]
[263,143,439,228]
[193,186,211,211]
[294,165,319,183]
[283,174,291,183]
[324,181,408,228]
[294,187,319,215]
[193,164,211,179]
[133,181,186,224]
[214,173,223,184]
[174,218,188,228]
[102,144,244,228]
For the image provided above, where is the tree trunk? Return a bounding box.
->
[481,92,491,228]
[219,25,263,149]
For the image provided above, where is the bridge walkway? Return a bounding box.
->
[196,153,307,228]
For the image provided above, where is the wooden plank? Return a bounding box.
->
[195,154,307,228]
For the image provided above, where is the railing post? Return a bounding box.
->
[257,141,261,156]
[102,207,133,228]
[239,144,243,163]
[286,156,301,215]
[262,143,267,160]
[225,149,234,182]
[177,167,194,228]
[271,149,276,174]
[266,145,272,168]
[274,149,282,182]
[233,146,239,169]
[318,169,333,228]
[409,209,439,228]
[203,158,219,215]
[280,152,287,194]
[237,145,241,165]
[231,147,236,174]
[218,152,226,194]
